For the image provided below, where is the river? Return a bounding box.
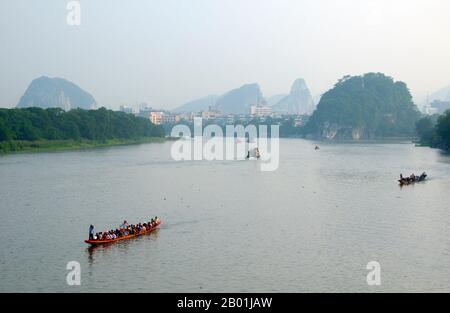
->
[1,139,450,292]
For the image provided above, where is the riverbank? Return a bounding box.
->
[414,141,450,152]
[0,137,172,154]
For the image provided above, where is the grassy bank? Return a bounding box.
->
[0,137,170,154]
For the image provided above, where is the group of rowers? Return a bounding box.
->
[88,217,160,241]
[399,172,427,184]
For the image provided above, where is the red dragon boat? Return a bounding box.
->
[84,220,161,246]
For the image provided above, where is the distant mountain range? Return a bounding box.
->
[215,83,263,114]
[272,79,315,115]
[15,75,449,118]
[266,94,287,106]
[173,83,264,114]
[173,78,315,115]
[173,95,219,113]
[17,76,97,110]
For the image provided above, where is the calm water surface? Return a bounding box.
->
[1,139,450,292]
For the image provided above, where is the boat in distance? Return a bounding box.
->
[398,172,427,186]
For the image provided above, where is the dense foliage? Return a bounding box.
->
[416,110,450,151]
[0,107,165,143]
[304,73,420,138]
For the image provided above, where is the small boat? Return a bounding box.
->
[399,172,427,186]
[246,147,261,160]
[84,220,161,246]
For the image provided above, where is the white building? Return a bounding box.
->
[149,111,180,125]
[162,113,180,124]
[250,105,272,117]
[150,111,164,125]
[422,104,438,115]
[201,110,221,120]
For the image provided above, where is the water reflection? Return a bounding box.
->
[86,228,161,265]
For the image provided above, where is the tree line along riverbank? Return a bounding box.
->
[415,110,450,152]
[0,107,166,154]
[1,106,449,155]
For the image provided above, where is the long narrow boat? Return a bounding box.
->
[398,173,427,186]
[84,220,161,246]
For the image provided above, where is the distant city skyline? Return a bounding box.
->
[1,0,450,110]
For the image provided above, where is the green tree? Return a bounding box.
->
[436,110,450,150]
[0,107,165,143]
[416,116,435,145]
[0,118,12,141]
[304,73,420,139]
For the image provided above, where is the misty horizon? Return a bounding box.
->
[1,0,450,110]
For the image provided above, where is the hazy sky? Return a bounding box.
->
[1,0,449,109]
